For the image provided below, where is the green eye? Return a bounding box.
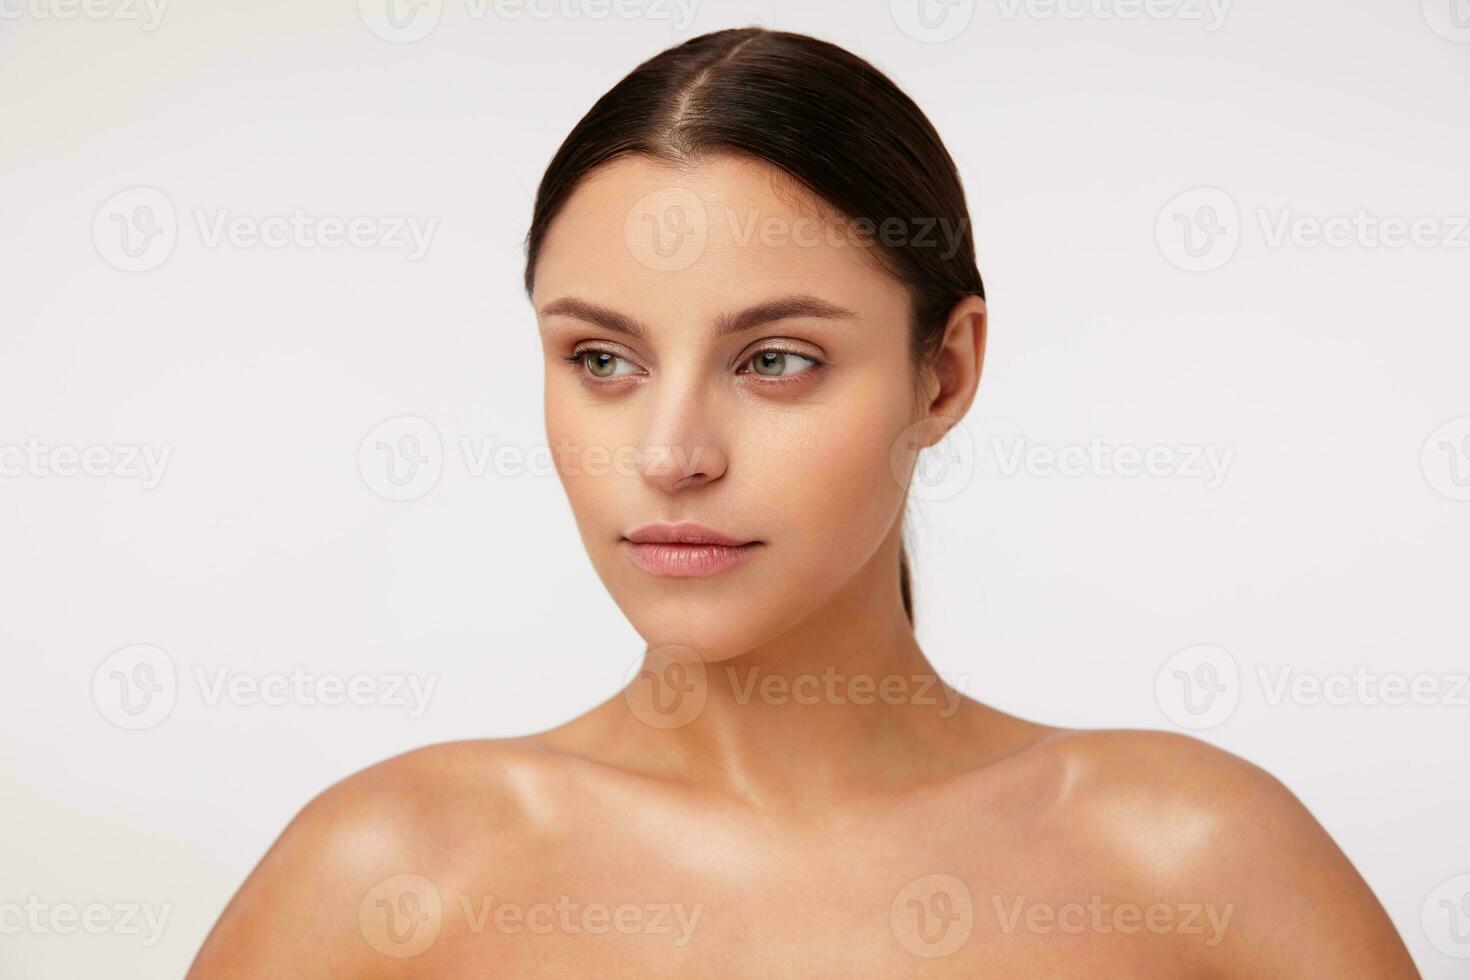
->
[749,350,817,378]
[585,351,619,378]
[572,349,636,379]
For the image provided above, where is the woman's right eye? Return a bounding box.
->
[567,349,638,380]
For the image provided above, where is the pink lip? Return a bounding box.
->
[622,522,762,578]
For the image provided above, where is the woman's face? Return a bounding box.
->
[532,152,932,662]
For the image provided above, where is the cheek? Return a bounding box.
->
[544,384,627,530]
[760,369,915,566]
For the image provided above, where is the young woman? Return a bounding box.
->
[187,27,1419,978]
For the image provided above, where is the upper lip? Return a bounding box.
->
[623,522,756,547]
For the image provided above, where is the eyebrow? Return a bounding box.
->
[537,294,858,341]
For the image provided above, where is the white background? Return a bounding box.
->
[1,0,1467,976]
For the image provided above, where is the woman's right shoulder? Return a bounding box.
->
[184,736,563,979]
[310,736,553,820]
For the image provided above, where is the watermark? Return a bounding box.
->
[1257,208,1470,251]
[891,873,974,958]
[0,897,171,947]
[1156,187,1240,272]
[490,0,700,29]
[727,666,967,716]
[624,186,710,273]
[891,416,975,503]
[1155,644,1240,730]
[459,438,703,482]
[621,187,973,274]
[990,894,1234,945]
[890,0,976,43]
[361,416,1231,508]
[1423,873,1470,958]
[92,644,177,730]
[192,208,436,259]
[193,665,438,717]
[93,187,436,272]
[996,0,1230,30]
[1157,187,1470,271]
[623,645,707,730]
[0,438,171,489]
[358,0,700,44]
[1258,665,1469,709]
[982,434,1234,488]
[1422,0,1470,43]
[456,895,700,945]
[0,0,167,30]
[1155,644,1469,729]
[357,415,708,502]
[358,0,442,42]
[92,187,177,272]
[359,416,444,502]
[92,644,438,730]
[357,874,702,958]
[891,418,1236,502]
[721,209,971,262]
[360,874,442,957]
[1422,416,1470,502]
[622,648,967,729]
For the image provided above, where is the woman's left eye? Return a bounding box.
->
[743,350,819,379]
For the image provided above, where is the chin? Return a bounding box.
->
[626,612,769,664]
[617,589,799,664]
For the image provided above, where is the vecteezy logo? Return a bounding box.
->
[93,187,177,272]
[890,873,973,958]
[1423,0,1470,42]
[891,416,975,502]
[1154,643,1240,729]
[358,0,442,42]
[358,874,442,958]
[92,644,178,730]
[1155,187,1240,272]
[623,186,708,273]
[889,0,975,43]
[623,645,707,729]
[358,416,443,502]
[1422,873,1470,958]
[1421,416,1470,502]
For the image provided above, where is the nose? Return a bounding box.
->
[636,373,728,493]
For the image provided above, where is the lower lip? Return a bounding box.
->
[621,540,762,577]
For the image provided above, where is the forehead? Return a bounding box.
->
[532,152,909,329]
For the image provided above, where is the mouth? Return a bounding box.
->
[621,522,763,578]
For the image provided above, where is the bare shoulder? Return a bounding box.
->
[185,737,565,980]
[1000,727,1420,978]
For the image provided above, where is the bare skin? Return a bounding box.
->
[186,153,1420,978]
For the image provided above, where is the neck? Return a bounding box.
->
[571,530,982,810]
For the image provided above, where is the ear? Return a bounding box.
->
[918,295,987,448]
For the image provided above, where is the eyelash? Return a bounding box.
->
[562,346,826,388]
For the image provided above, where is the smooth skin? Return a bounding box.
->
[186,153,1420,978]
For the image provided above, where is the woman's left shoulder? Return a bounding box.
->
[1002,726,1420,977]
[1016,726,1347,870]
[1030,726,1297,812]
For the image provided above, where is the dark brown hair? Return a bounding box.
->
[523,27,984,626]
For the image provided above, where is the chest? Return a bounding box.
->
[389,852,1201,979]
